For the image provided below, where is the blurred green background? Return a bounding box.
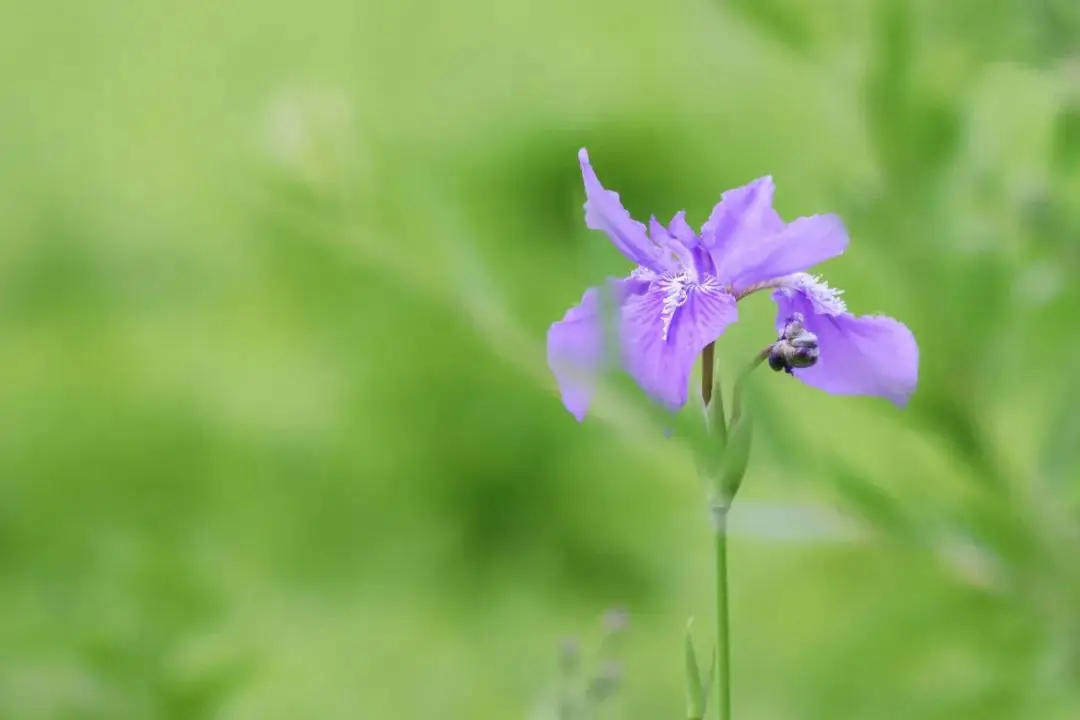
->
[2,0,1080,717]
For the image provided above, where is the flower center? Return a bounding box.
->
[655,273,692,341]
[634,267,722,341]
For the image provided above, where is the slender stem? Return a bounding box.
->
[712,503,732,720]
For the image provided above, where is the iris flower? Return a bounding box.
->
[547,149,918,421]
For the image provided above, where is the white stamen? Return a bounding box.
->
[656,273,691,341]
[770,272,847,315]
[653,273,722,341]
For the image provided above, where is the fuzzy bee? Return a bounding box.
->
[768,313,820,375]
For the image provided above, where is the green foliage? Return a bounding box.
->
[1,0,1079,717]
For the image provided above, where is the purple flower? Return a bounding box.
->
[546,148,919,420]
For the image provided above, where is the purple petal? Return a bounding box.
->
[700,176,783,263]
[579,148,666,272]
[649,216,695,274]
[725,214,849,292]
[774,291,919,407]
[648,216,671,244]
[547,279,641,421]
[620,282,737,411]
[657,210,711,278]
[700,176,848,291]
[667,211,698,248]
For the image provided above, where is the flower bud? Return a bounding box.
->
[558,637,581,677]
[585,661,623,704]
[602,608,629,634]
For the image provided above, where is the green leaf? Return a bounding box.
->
[718,407,754,503]
[829,465,919,543]
[865,0,915,189]
[694,356,729,481]
[1051,100,1080,184]
[723,0,815,55]
[1040,372,1080,491]
[684,618,706,720]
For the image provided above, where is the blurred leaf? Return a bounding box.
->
[722,0,815,55]
[914,393,1003,489]
[718,407,754,502]
[938,0,1080,69]
[910,99,963,184]
[1019,0,1080,67]
[865,0,915,191]
[684,619,706,719]
[1050,97,1080,182]
[1039,372,1080,490]
[829,465,919,543]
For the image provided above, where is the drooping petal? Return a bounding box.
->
[725,214,849,292]
[547,278,645,421]
[579,148,666,272]
[773,290,919,407]
[700,176,783,260]
[620,280,737,411]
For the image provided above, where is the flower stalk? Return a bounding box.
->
[698,345,773,720]
[704,347,735,720]
[711,500,732,720]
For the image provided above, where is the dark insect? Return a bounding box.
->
[768,313,819,375]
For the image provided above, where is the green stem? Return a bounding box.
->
[712,503,732,720]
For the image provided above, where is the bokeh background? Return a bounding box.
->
[3,0,1080,717]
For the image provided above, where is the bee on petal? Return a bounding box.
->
[768,313,820,375]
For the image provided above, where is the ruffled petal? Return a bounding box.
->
[773,290,919,407]
[700,177,848,291]
[547,279,644,421]
[726,214,849,292]
[579,148,667,272]
[700,176,783,266]
[620,281,737,410]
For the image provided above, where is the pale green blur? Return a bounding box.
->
[1,0,1079,717]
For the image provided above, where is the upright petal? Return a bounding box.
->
[773,290,919,407]
[700,176,848,291]
[700,176,783,259]
[725,214,849,292]
[667,211,698,248]
[649,216,695,275]
[662,209,712,278]
[579,148,666,272]
[620,281,737,411]
[548,279,644,421]
[648,216,672,245]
